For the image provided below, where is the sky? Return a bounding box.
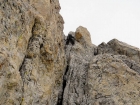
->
[59,0,140,48]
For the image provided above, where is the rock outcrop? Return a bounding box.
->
[61,26,140,105]
[97,39,140,62]
[61,26,94,105]
[88,54,140,105]
[0,0,140,105]
[0,0,65,105]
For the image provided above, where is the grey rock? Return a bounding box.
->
[0,0,140,105]
[97,39,140,62]
[61,27,140,105]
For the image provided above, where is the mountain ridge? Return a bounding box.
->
[0,0,140,105]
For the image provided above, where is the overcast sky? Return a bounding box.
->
[59,0,140,48]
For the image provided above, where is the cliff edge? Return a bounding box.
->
[62,26,140,105]
[0,0,140,105]
[0,0,65,105]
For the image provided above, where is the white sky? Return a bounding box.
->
[59,0,140,48]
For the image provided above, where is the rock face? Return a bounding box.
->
[62,27,140,105]
[97,39,140,62]
[0,0,65,105]
[88,54,140,105]
[0,0,140,105]
[62,26,94,105]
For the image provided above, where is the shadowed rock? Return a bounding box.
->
[0,0,140,105]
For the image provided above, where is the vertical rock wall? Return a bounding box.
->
[0,0,140,105]
[0,0,65,105]
[61,26,95,105]
[62,26,140,105]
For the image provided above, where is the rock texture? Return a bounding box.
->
[0,0,140,105]
[61,27,140,105]
[0,0,65,105]
[62,26,94,105]
[97,39,140,62]
[88,54,140,105]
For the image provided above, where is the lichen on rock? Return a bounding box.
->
[0,0,65,105]
[0,0,140,105]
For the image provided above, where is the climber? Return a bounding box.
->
[66,34,75,45]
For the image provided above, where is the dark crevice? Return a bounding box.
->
[19,44,32,105]
[40,43,43,49]
[130,63,133,69]
[19,18,35,75]
[66,34,75,45]
[94,48,98,56]
[19,56,26,105]
[25,55,32,59]
[18,19,36,105]
[57,65,69,105]
[64,65,69,76]
[19,56,25,77]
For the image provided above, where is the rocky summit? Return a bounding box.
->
[0,0,140,105]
